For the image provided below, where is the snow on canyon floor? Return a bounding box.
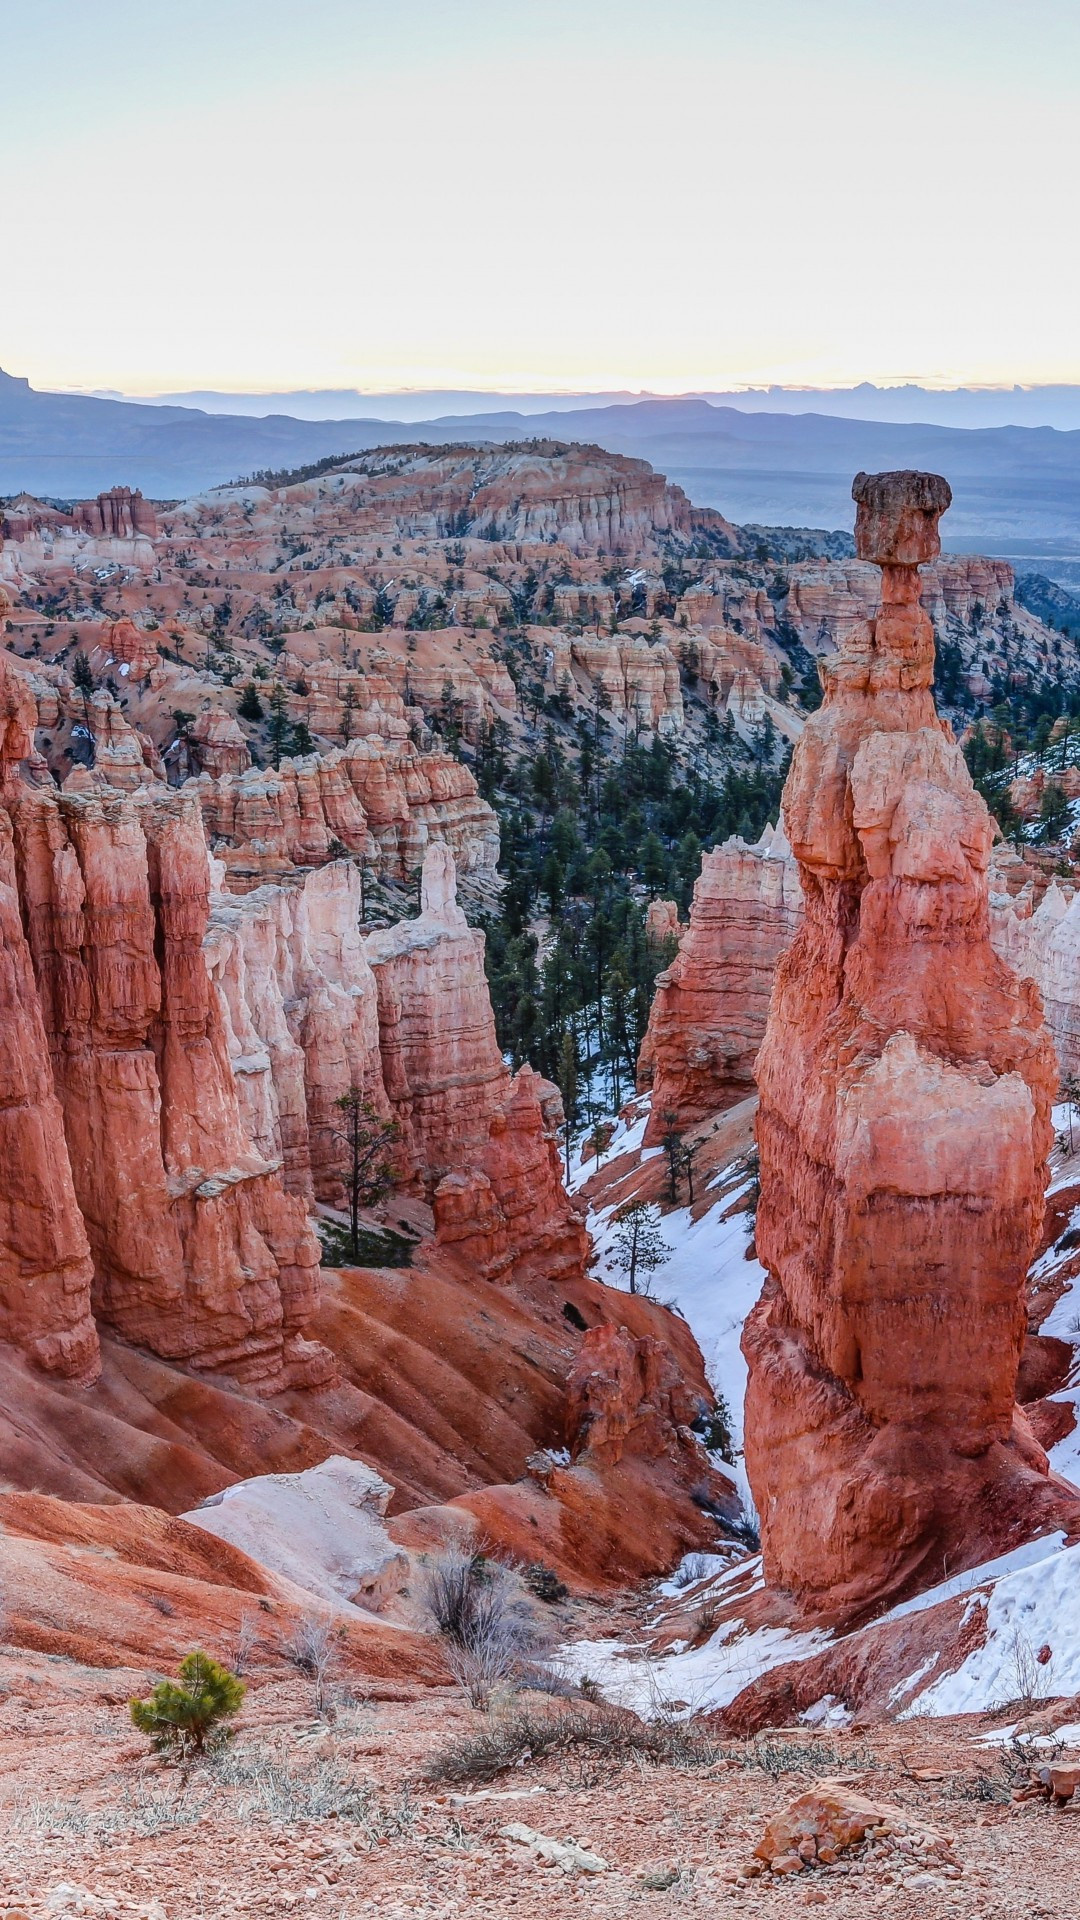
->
[567,1095,1080,1727]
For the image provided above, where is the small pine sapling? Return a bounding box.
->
[130,1650,245,1756]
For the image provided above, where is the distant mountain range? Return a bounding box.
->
[119,381,1080,432]
[6,370,1080,590]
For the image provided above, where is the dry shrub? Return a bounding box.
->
[286,1614,342,1717]
[207,1741,416,1833]
[424,1700,721,1786]
[421,1548,550,1708]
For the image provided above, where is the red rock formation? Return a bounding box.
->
[12,777,329,1389]
[365,845,510,1179]
[192,735,498,890]
[72,487,157,540]
[100,616,159,680]
[745,469,1075,1618]
[80,689,160,790]
[342,736,499,882]
[783,552,1054,703]
[253,443,737,557]
[566,1323,701,1467]
[190,706,251,778]
[991,868,1080,1083]
[364,648,513,744]
[638,823,801,1137]
[276,651,413,745]
[433,1066,588,1283]
[564,636,684,737]
[672,625,782,701]
[1008,761,1080,823]
[193,754,368,884]
[0,655,99,1381]
[206,859,389,1205]
[644,897,683,949]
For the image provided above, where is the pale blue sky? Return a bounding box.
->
[5,1,1079,392]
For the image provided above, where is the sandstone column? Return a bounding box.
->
[744,469,1074,1615]
[0,646,99,1380]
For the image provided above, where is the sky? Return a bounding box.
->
[5,0,1080,396]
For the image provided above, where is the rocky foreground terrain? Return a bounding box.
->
[0,1661,1076,1919]
[0,451,1080,1910]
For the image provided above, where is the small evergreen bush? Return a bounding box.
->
[130,1650,246,1756]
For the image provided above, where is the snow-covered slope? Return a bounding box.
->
[570,1091,1080,1726]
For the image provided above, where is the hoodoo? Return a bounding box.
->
[744,470,1078,1616]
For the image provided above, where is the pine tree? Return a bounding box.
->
[611,1200,671,1296]
[238,682,263,721]
[540,849,564,915]
[1039,778,1071,844]
[332,1092,401,1257]
[557,1028,579,1179]
[130,1650,245,1756]
[71,652,95,695]
[439,676,463,755]
[640,831,668,897]
[681,1137,699,1203]
[268,682,290,767]
[660,1112,684,1203]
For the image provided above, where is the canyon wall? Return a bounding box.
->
[638,821,802,1136]
[990,865,1080,1086]
[641,827,1080,1139]
[13,778,329,1389]
[205,859,389,1206]
[432,1065,589,1285]
[193,736,499,891]
[561,636,685,737]
[784,554,1022,650]
[744,469,1075,1617]
[365,844,511,1178]
[0,655,99,1381]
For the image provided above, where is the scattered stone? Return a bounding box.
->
[499,1824,608,1874]
[754,1779,960,1876]
[1015,1763,1080,1807]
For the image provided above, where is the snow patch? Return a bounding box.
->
[898,1535,1080,1718]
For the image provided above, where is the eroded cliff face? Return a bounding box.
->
[638,825,1080,1129]
[6,738,329,1391]
[639,822,802,1137]
[744,470,1075,1618]
[562,637,685,738]
[0,656,99,1381]
[433,1066,589,1285]
[193,735,499,893]
[0,650,739,1624]
[364,845,511,1180]
[990,861,1080,1086]
[784,554,1028,651]
[206,859,389,1206]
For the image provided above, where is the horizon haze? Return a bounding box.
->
[5,0,1080,395]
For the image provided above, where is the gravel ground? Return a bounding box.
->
[0,1650,1076,1920]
